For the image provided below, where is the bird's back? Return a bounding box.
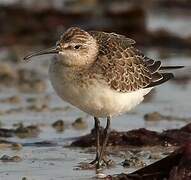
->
[88,31,176,93]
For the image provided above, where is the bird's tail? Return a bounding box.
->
[159,65,184,70]
[146,65,185,88]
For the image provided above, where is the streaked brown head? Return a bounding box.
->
[56,27,98,67]
[24,27,98,67]
[59,27,91,46]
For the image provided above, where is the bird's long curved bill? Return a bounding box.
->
[23,47,58,61]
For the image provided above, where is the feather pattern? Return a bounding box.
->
[86,31,174,92]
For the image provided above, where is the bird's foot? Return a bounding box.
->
[77,156,114,170]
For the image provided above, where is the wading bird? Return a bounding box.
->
[24,27,183,169]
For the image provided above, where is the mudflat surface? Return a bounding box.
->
[0,49,190,180]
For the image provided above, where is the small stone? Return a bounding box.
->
[11,143,23,150]
[0,128,15,137]
[52,119,65,132]
[0,155,22,162]
[144,112,162,121]
[26,97,36,103]
[72,117,88,130]
[15,124,40,138]
[121,152,146,168]
[0,155,10,161]
[121,159,130,167]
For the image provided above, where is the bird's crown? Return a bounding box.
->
[56,27,93,50]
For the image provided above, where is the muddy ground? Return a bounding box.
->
[0,48,190,180]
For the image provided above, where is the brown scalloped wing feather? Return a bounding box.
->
[89,31,172,92]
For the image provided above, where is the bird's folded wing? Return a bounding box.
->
[89,31,174,92]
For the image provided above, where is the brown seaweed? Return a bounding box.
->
[71,123,191,147]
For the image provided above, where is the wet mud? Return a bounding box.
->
[111,142,191,180]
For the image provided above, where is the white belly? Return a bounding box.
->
[49,62,152,118]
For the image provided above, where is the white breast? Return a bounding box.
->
[49,61,152,118]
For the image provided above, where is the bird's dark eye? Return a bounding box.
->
[74,45,81,50]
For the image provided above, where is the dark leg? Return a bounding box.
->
[97,116,111,169]
[90,117,100,164]
[78,116,113,170]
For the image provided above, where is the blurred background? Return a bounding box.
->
[1,0,191,49]
[0,0,191,180]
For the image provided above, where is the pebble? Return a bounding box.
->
[15,124,40,138]
[72,117,87,130]
[11,143,23,150]
[0,155,22,162]
[144,112,162,121]
[52,119,65,132]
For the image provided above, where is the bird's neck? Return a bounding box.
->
[50,59,91,81]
